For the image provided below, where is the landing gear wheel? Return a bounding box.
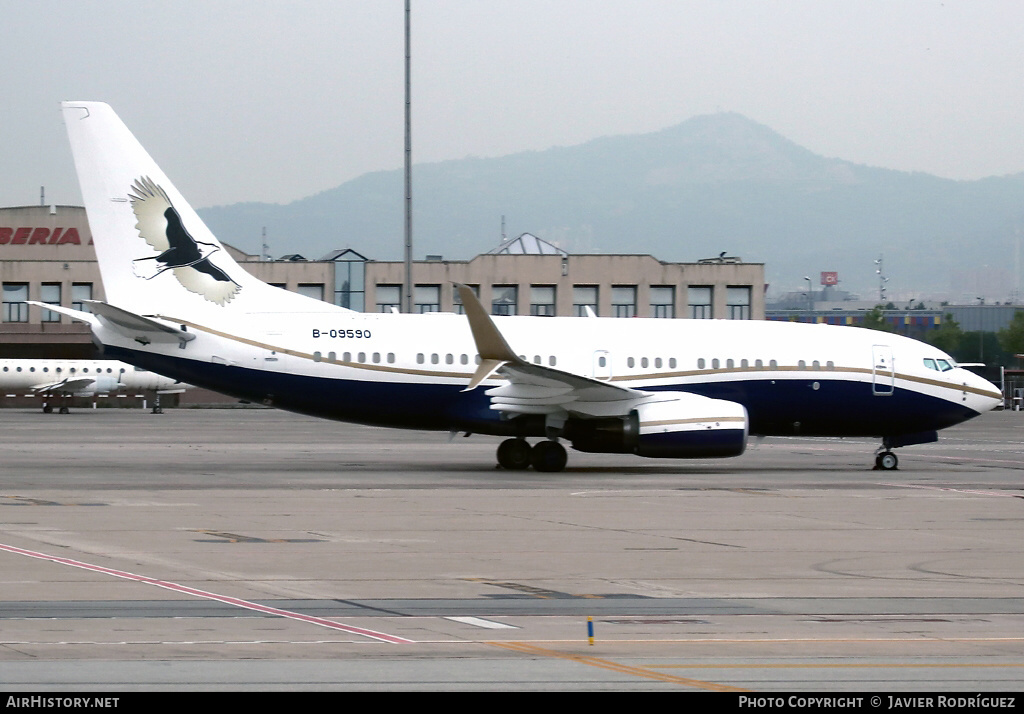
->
[531,440,568,473]
[497,438,531,470]
[58,406,69,415]
[42,405,53,414]
[875,451,899,471]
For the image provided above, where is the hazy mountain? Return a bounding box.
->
[198,114,1024,298]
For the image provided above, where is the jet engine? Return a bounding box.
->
[568,391,748,459]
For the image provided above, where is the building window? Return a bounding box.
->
[2,283,28,322]
[726,286,751,320]
[688,286,713,319]
[296,283,325,301]
[415,285,441,313]
[650,286,675,318]
[453,284,478,315]
[40,283,62,323]
[530,285,556,316]
[333,252,366,311]
[492,285,518,316]
[573,286,598,317]
[611,286,636,318]
[376,284,401,313]
[71,283,93,313]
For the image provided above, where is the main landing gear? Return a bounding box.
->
[41,396,71,414]
[496,438,568,473]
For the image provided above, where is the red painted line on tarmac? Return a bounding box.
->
[0,542,412,644]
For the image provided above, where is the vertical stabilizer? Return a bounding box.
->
[61,102,330,321]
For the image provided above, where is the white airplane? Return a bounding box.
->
[0,358,189,413]
[40,101,1002,471]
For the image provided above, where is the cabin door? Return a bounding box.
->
[872,345,894,396]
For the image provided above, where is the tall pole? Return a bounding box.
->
[403,0,413,313]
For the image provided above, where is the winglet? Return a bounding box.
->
[456,283,520,391]
[464,358,508,392]
[455,283,518,362]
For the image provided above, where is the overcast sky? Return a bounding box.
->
[3,0,1024,211]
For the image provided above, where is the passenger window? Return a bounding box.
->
[697,358,705,369]
[641,357,649,368]
[669,358,677,369]
[628,357,635,368]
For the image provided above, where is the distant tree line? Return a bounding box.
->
[860,306,1024,367]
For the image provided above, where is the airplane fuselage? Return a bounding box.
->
[94,310,998,440]
[0,359,185,395]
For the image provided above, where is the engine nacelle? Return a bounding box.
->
[568,391,748,459]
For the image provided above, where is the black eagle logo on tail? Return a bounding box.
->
[128,177,241,305]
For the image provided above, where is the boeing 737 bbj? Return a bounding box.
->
[39,102,1002,471]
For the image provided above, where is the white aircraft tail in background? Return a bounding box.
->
[46,101,1002,471]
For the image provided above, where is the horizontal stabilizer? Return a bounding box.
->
[85,301,196,346]
[25,301,98,327]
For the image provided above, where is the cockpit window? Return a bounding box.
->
[924,358,954,372]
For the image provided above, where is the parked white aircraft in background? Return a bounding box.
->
[41,101,1002,471]
[0,359,189,413]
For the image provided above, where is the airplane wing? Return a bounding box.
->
[456,283,651,419]
[31,378,96,394]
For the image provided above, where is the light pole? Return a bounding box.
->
[403,0,413,313]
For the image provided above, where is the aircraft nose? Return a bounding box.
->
[969,373,1003,412]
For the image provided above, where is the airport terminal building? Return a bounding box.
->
[1,205,765,363]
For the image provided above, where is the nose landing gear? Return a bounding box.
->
[874,450,899,470]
